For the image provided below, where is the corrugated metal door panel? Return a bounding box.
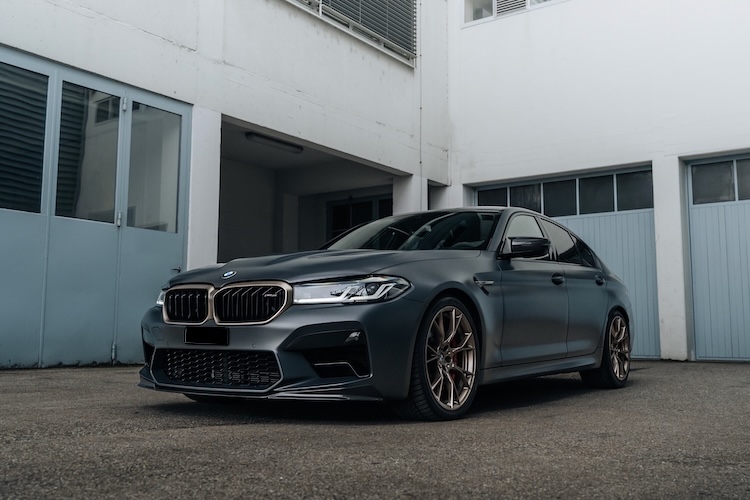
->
[0,60,49,367]
[555,210,660,358]
[0,211,45,367]
[690,202,750,360]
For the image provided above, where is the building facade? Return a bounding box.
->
[1,0,748,367]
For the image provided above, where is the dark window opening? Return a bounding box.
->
[617,171,654,211]
[477,187,507,206]
[510,184,541,212]
[579,176,614,214]
[692,162,734,205]
[735,159,750,201]
[543,179,577,217]
[328,195,392,241]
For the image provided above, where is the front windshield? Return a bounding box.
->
[326,211,500,251]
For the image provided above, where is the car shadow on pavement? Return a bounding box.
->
[472,365,646,416]
[146,398,399,425]
[143,368,644,424]
[472,375,590,414]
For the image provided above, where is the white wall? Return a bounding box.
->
[0,0,448,183]
[449,0,750,183]
[447,0,750,359]
[187,107,222,269]
[418,0,452,185]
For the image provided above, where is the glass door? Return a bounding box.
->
[43,82,125,364]
[43,80,188,365]
[0,49,190,367]
[115,102,187,363]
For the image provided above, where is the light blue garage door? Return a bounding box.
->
[477,169,660,358]
[689,159,750,360]
[0,50,190,368]
[555,211,659,358]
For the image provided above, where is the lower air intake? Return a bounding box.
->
[152,349,281,390]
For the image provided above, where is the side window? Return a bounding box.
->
[503,214,549,259]
[539,219,582,265]
[575,238,598,268]
[505,214,543,238]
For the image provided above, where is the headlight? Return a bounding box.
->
[293,276,410,304]
[156,290,166,307]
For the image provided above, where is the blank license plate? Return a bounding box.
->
[184,327,229,346]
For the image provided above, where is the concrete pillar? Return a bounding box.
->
[393,174,428,214]
[429,182,475,209]
[186,107,221,270]
[652,155,691,360]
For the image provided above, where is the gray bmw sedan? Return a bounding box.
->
[139,208,632,420]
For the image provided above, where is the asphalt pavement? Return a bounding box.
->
[1,361,749,499]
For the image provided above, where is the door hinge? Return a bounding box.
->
[111,342,116,363]
[122,96,128,112]
[115,211,122,227]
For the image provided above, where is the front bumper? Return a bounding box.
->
[139,297,426,401]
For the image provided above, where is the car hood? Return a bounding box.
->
[168,249,481,287]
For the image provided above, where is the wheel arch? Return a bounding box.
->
[600,305,630,348]
[423,287,485,357]
[394,286,484,420]
[609,305,630,323]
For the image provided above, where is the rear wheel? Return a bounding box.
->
[580,310,631,388]
[395,297,480,421]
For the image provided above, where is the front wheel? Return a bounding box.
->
[580,310,631,388]
[394,297,480,421]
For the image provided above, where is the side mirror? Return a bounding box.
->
[499,237,550,259]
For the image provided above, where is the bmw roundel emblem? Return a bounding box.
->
[221,270,237,279]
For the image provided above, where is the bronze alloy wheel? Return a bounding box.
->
[424,305,478,411]
[609,313,631,381]
[580,310,631,389]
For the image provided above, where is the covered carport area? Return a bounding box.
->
[218,118,408,261]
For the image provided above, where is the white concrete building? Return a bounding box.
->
[1,0,748,367]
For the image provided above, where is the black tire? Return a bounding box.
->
[394,297,480,421]
[580,310,631,389]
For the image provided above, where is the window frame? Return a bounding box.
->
[688,156,750,206]
[476,167,654,217]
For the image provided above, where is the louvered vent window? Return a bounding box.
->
[497,0,525,16]
[0,62,48,213]
[290,0,416,60]
[466,0,557,22]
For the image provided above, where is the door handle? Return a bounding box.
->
[551,273,565,285]
[171,266,182,273]
[595,275,605,286]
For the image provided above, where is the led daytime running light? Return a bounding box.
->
[293,276,410,304]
